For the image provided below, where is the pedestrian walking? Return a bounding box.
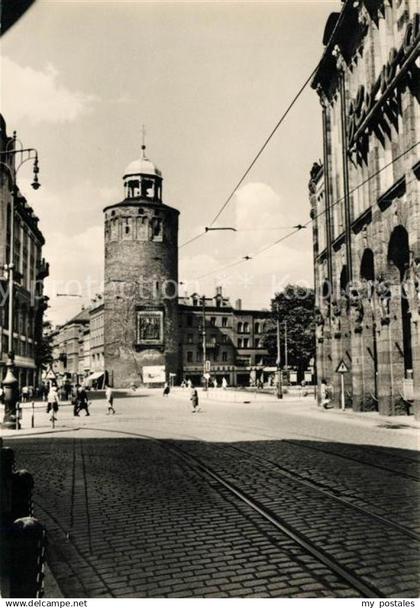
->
[222,377,228,390]
[46,384,59,423]
[187,378,192,389]
[71,385,80,416]
[320,378,332,409]
[190,387,199,413]
[21,385,29,402]
[76,385,90,416]
[105,385,115,415]
[163,382,170,397]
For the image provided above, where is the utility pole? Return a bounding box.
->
[284,320,288,369]
[201,295,208,391]
[283,320,288,389]
[276,304,283,399]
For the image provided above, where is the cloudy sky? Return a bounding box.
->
[1,0,338,325]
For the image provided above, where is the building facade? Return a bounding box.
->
[89,294,104,374]
[50,308,90,383]
[310,0,419,415]
[0,115,49,388]
[49,287,271,388]
[179,289,271,387]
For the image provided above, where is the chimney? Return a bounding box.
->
[235,298,242,310]
[216,285,223,297]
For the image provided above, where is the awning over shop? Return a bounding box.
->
[85,371,105,383]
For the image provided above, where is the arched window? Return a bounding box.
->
[340,265,349,295]
[388,226,412,373]
[243,322,249,333]
[237,322,243,333]
[360,249,375,282]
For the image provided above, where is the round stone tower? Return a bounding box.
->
[103,144,179,387]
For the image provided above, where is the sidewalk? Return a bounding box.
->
[1,388,419,440]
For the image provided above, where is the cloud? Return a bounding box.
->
[44,225,104,326]
[1,57,97,124]
[18,178,119,238]
[179,181,313,307]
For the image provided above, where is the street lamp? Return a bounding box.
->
[275,304,283,400]
[201,295,208,391]
[0,131,41,429]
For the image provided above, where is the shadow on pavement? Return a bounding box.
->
[2,434,419,598]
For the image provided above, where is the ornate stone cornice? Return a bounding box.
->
[332,44,347,73]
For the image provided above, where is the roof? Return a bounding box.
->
[67,308,90,324]
[123,147,162,179]
[178,302,270,316]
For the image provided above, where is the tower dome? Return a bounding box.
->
[123,145,163,202]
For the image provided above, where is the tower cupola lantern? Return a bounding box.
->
[123,140,163,202]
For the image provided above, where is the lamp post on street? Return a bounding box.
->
[0,132,40,429]
[201,295,208,391]
[276,304,283,399]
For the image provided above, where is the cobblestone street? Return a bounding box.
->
[2,389,419,598]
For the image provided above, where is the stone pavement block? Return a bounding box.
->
[6,399,417,599]
[302,583,328,591]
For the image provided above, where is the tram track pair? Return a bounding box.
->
[226,443,420,542]
[167,414,420,482]
[281,439,420,483]
[78,425,393,597]
[20,423,419,598]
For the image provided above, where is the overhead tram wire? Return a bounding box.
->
[208,66,319,228]
[179,12,349,250]
[179,232,207,249]
[303,139,420,229]
[187,140,419,282]
[193,226,305,281]
[178,65,319,249]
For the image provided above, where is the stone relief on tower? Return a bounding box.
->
[136,311,163,345]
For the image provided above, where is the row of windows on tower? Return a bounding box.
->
[124,177,162,201]
[105,216,163,242]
